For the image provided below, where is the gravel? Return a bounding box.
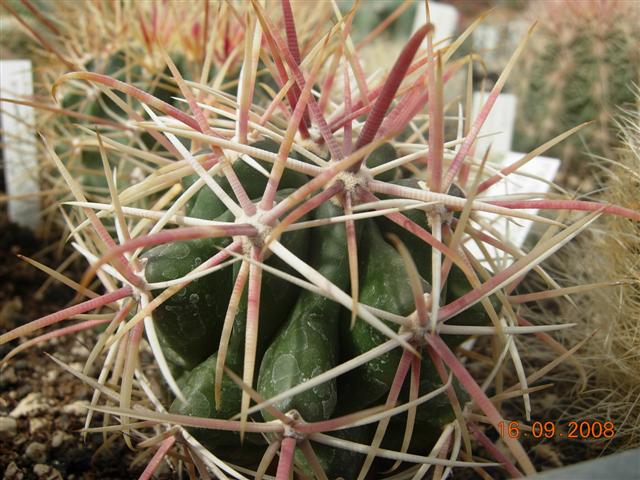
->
[0,417,17,436]
[0,215,164,478]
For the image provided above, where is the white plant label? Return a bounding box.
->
[1,59,40,229]
[467,152,561,267]
[413,1,459,46]
[472,92,517,160]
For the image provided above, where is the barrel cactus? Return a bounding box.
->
[513,0,640,187]
[2,0,244,225]
[2,2,640,479]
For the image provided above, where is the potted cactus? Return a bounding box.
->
[1,1,639,478]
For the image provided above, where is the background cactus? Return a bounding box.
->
[2,1,640,479]
[1,0,246,234]
[536,98,640,454]
[512,0,640,188]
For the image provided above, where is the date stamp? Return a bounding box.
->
[498,420,616,440]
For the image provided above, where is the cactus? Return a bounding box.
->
[1,0,245,231]
[2,2,640,479]
[513,0,640,187]
[541,99,640,453]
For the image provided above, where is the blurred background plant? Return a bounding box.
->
[0,0,51,59]
[512,0,640,190]
[1,0,247,239]
[537,98,640,454]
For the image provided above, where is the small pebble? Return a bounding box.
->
[69,362,84,372]
[3,462,23,480]
[56,414,72,431]
[0,416,17,435]
[25,441,47,463]
[70,345,86,357]
[10,392,47,418]
[51,430,73,448]
[34,464,58,479]
[32,464,62,479]
[29,417,47,434]
[62,400,89,416]
[32,465,50,477]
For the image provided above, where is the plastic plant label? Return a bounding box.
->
[466,152,561,267]
[472,92,518,161]
[413,1,459,46]
[0,60,40,230]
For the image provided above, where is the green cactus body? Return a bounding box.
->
[76,147,134,197]
[169,352,245,447]
[168,350,269,450]
[64,50,143,120]
[338,220,422,412]
[443,264,501,348]
[412,366,463,431]
[88,51,137,118]
[383,358,463,455]
[375,179,497,345]
[15,3,629,478]
[375,179,466,278]
[163,188,310,446]
[223,201,311,373]
[257,202,349,422]
[61,50,188,192]
[59,58,96,113]
[295,426,372,480]
[77,149,108,194]
[183,138,309,221]
[365,142,400,182]
[145,185,310,371]
[143,210,234,372]
[150,53,187,107]
[63,54,134,193]
[375,178,434,280]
